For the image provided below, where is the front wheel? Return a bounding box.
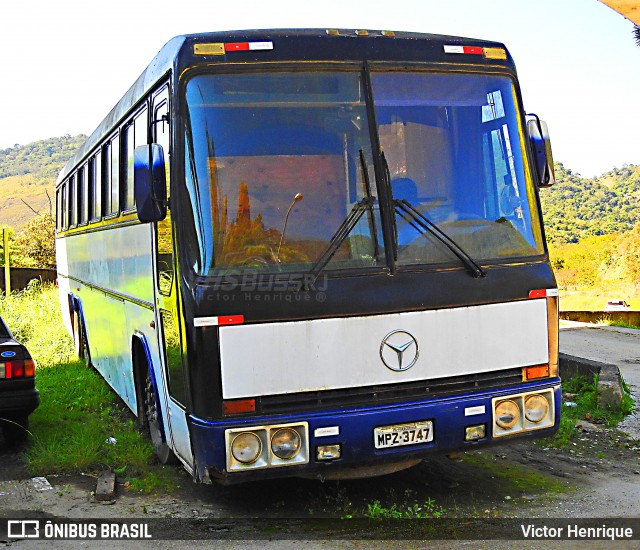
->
[143,371,176,464]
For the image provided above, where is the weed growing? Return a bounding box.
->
[598,318,640,330]
[361,498,445,520]
[543,374,635,448]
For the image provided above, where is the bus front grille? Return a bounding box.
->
[256,367,524,415]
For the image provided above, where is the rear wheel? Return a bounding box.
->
[143,370,176,464]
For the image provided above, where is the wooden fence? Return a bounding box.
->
[0,267,57,293]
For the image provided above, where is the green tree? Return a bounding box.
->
[13,215,56,268]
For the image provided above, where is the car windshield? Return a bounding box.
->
[183,69,544,277]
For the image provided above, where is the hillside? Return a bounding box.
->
[539,163,640,244]
[0,135,86,231]
[1,137,639,242]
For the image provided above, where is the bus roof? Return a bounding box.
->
[58,29,512,184]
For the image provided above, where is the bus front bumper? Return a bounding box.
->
[189,379,561,483]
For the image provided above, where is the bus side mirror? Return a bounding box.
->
[134,144,167,222]
[526,117,555,188]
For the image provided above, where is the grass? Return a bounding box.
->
[461,452,569,495]
[0,282,177,492]
[543,374,635,448]
[361,498,445,520]
[598,318,640,330]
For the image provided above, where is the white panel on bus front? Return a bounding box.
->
[218,300,549,400]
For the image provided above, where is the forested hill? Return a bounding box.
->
[0,135,86,231]
[1,136,639,242]
[539,163,640,244]
[0,135,87,181]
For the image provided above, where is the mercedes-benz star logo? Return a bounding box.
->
[380,330,419,372]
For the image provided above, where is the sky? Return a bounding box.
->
[0,0,638,178]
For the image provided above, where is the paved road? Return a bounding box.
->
[560,322,640,438]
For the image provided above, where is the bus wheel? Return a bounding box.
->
[72,311,86,361]
[143,370,176,464]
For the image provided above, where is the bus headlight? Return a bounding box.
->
[492,389,555,437]
[231,432,262,464]
[525,394,550,424]
[495,399,520,429]
[271,428,301,460]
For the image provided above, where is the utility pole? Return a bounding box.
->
[2,227,10,295]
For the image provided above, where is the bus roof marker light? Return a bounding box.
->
[356,30,369,36]
[326,29,340,36]
[381,31,395,37]
[224,42,274,52]
[194,43,225,56]
[443,45,483,55]
[483,47,507,60]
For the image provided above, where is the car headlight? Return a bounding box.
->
[525,394,549,423]
[495,399,520,429]
[231,432,262,464]
[270,427,301,460]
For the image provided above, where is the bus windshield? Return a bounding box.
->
[183,70,544,277]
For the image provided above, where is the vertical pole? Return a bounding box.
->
[3,227,10,295]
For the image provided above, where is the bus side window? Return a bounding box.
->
[123,107,148,212]
[68,176,76,227]
[154,90,173,295]
[111,134,120,215]
[79,163,89,224]
[91,152,102,221]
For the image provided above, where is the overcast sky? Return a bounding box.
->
[1,0,638,177]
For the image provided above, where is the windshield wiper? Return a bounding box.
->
[394,199,487,279]
[303,150,378,290]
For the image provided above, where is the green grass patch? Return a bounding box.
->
[598,318,640,330]
[461,453,569,495]
[360,498,445,520]
[24,359,154,476]
[543,374,635,448]
[1,282,178,492]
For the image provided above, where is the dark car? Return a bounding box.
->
[0,315,39,441]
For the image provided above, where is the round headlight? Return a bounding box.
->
[270,428,301,460]
[231,432,262,464]
[495,399,520,429]
[525,394,549,423]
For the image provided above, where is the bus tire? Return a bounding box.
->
[143,369,177,465]
[73,311,86,360]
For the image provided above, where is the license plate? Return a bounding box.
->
[374,421,433,449]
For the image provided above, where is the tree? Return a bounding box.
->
[634,26,640,47]
[13,215,56,268]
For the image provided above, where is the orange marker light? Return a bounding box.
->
[223,399,256,415]
[524,365,550,381]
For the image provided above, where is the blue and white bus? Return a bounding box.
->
[56,29,559,484]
